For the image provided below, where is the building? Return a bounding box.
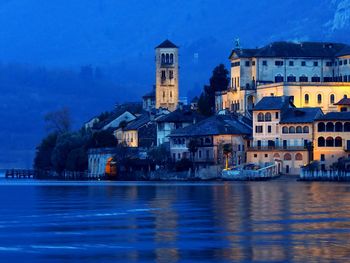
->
[142,89,156,112]
[155,40,179,111]
[168,114,252,167]
[313,112,350,170]
[156,105,204,146]
[216,41,350,116]
[247,96,323,175]
[334,97,350,112]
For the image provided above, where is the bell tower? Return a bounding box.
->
[155,40,179,111]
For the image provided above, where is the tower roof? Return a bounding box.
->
[156,39,178,49]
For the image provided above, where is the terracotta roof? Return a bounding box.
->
[334,98,350,105]
[156,39,178,49]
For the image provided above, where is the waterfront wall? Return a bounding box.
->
[300,169,350,181]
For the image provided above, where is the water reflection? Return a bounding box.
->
[0,180,350,262]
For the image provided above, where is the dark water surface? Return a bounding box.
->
[1,178,350,262]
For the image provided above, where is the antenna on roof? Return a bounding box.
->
[234,38,241,50]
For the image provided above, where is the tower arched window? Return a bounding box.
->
[170,54,174,64]
[166,54,169,64]
[317,94,322,104]
[318,137,325,147]
[330,94,335,104]
[305,94,309,104]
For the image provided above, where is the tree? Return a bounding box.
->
[66,147,88,172]
[197,64,229,116]
[34,133,58,170]
[44,107,72,134]
[223,143,233,170]
[147,145,170,166]
[89,129,118,148]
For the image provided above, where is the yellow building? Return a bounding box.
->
[247,96,322,175]
[313,112,350,170]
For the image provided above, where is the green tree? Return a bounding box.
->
[90,129,118,148]
[66,147,88,172]
[44,107,72,134]
[34,133,58,170]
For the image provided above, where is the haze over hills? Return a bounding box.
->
[0,0,349,168]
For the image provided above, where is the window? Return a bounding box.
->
[318,137,325,147]
[321,154,325,161]
[345,122,350,132]
[265,112,272,121]
[169,70,174,79]
[199,150,202,158]
[255,126,263,133]
[335,122,343,132]
[326,137,334,147]
[265,154,268,158]
[326,122,334,132]
[301,61,306,66]
[275,60,283,66]
[289,61,294,66]
[275,75,284,83]
[257,113,264,122]
[303,126,309,133]
[254,154,258,158]
[268,125,272,133]
[282,126,288,134]
[335,137,342,147]
[284,153,292,160]
[299,75,308,82]
[330,94,335,104]
[231,61,240,67]
[318,122,325,132]
[166,54,169,63]
[317,94,322,104]
[314,61,318,66]
[262,60,267,66]
[161,54,165,63]
[163,91,165,98]
[289,126,295,133]
[296,126,302,133]
[161,70,166,79]
[275,112,279,119]
[245,61,250,67]
[305,94,309,104]
[326,61,332,67]
[344,60,348,65]
[170,54,174,64]
[340,60,343,66]
[311,76,321,82]
[252,61,256,66]
[287,75,296,82]
[170,91,172,98]
[295,153,303,161]
[206,150,210,159]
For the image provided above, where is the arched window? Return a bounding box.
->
[335,122,343,132]
[303,126,309,133]
[257,113,264,122]
[335,137,342,147]
[317,94,322,104]
[296,126,302,133]
[275,74,284,83]
[273,153,280,159]
[345,122,350,132]
[305,94,309,104]
[163,91,165,98]
[170,54,174,64]
[282,127,289,134]
[284,153,292,160]
[289,126,295,133]
[318,122,325,132]
[299,75,308,82]
[166,53,169,64]
[330,94,335,104]
[265,112,272,121]
[295,153,303,161]
[326,122,334,132]
[287,75,296,82]
[311,75,321,82]
[318,137,325,147]
[161,53,165,64]
[326,137,334,147]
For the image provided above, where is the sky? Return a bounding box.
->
[0,0,350,168]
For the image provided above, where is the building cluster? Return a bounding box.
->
[87,39,350,178]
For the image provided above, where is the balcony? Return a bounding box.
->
[248,145,307,151]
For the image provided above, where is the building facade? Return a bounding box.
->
[155,40,179,111]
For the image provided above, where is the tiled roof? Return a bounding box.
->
[169,115,252,137]
[253,96,293,111]
[156,40,178,49]
[337,45,350,57]
[230,41,349,59]
[124,114,150,131]
[334,98,350,105]
[316,112,350,121]
[156,107,204,123]
[280,108,322,124]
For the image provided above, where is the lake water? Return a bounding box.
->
[1,178,350,262]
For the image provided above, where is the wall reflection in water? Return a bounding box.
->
[3,181,350,262]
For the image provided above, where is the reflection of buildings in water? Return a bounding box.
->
[148,185,179,263]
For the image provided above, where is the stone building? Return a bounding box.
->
[247,96,322,175]
[216,41,350,116]
[168,114,252,167]
[155,40,179,111]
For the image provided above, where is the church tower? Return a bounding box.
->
[155,40,179,111]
